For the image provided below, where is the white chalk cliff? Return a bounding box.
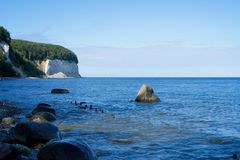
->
[0,41,26,77]
[39,59,80,78]
[0,42,80,78]
[0,41,10,60]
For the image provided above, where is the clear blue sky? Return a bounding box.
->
[1,0,240,77]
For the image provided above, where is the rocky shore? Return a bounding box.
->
[0,85,160,159]
[0,100,97,160]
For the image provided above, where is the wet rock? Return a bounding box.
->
[0,130,13,143]
[51,88,69,94]
[79,102,87,105]
[37,138,97,160]
[0,101,21,119]
[110,138,134,145]
[39,112,56,121]
[30,112,56,122]
[15,144,32,156]
[2,117,15,126]
[233,153,238,160]
[32,103,56,116]
[135,84,160,102]
[10,122,59,147]
[0,142,20,160]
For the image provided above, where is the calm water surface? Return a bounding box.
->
[0,78,240,159]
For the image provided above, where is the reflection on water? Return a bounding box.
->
[0,78,240,159]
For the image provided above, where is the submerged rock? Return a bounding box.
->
[32,103,56,116]
[10,122,59,147]
[135,84,160,102]
[37,139,96,160]
[51,88,69,94]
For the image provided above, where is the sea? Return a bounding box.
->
[0,78,240,160]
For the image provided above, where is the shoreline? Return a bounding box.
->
[1,76,240,81]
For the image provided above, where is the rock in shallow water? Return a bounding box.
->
[51,88,69,94]
[30,115,48,123]
[37,139,97,160]
[0,101,21,119]
[135,84,160,102]
[30,112,56,122]
[1,117,15,126]
[10,122,59,147]
[32,103,56,116]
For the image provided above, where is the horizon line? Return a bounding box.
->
[79,76,240,78]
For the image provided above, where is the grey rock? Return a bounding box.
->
[37,138,96,160]
[10,122,59,147]
[51,88,69,94]
[32,103,56,116]
[135,84,160,102]
[1,117,15,126]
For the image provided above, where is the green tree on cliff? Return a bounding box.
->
[0,26,11,44]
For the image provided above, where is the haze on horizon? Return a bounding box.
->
[1,0,240,77]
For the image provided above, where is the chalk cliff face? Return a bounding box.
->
[0,41,81,78]
[0,41,10,60]
[39,59,80,78]
[1,26,81,78]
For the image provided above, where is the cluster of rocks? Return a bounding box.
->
[0,101,96,160]
[0,85,160,159]
[0,101,21,121]
[71,101,105,113]
[28,103,56,123]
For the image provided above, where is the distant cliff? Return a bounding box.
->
[0,26,80,78]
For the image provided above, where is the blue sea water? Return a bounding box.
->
[0,78,240,159]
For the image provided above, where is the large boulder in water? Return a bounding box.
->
[10,122,59,147]
[135,84,160,102]
[32,103,56,116]
[37,139,97,160]
[51,88,69,94]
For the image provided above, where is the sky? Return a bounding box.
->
[1,0,240,77]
